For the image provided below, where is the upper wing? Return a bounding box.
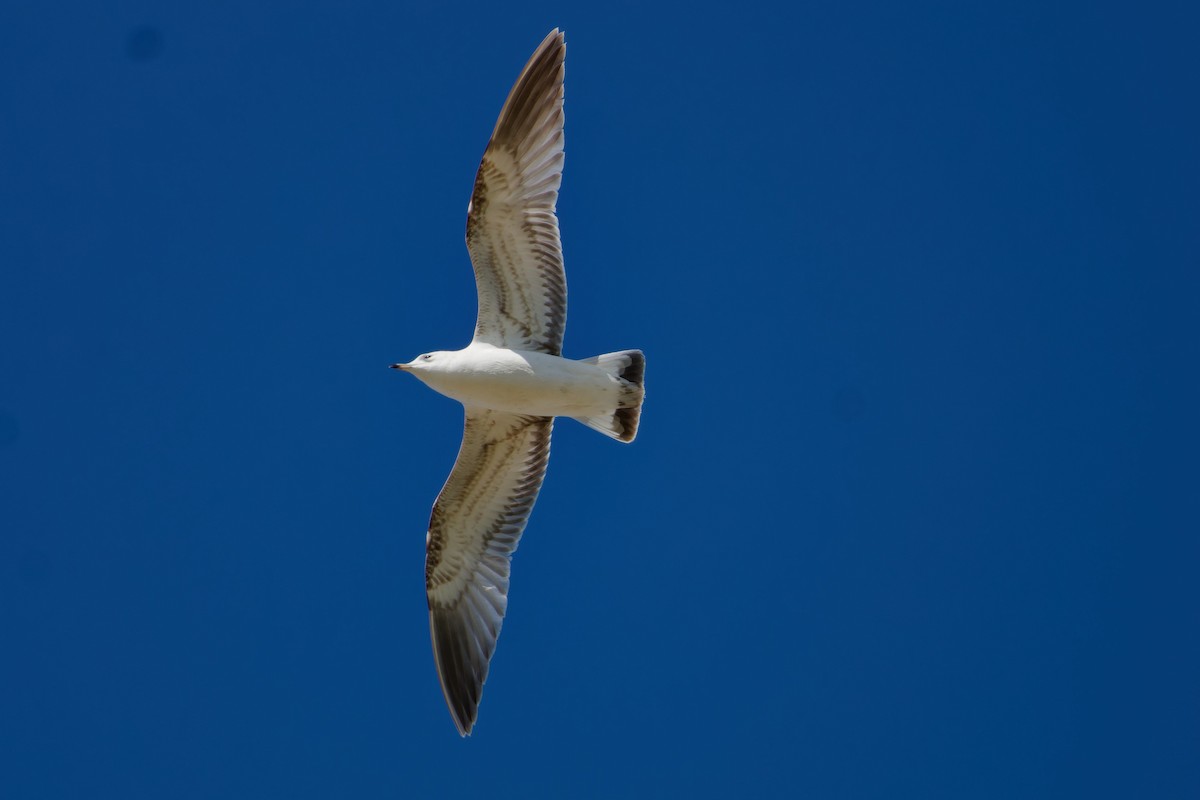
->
[425,409,554,735]
[465,29,567,355]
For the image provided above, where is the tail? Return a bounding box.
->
[572,350,645,443]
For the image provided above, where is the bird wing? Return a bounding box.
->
[465,29,567,355]
[425,409,554,735]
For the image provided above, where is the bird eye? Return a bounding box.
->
[422,354,432,361]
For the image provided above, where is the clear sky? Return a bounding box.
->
[2,1,1198,798]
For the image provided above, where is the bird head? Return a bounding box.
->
[390,351,444,373]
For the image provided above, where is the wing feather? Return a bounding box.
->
[466,29,567,355]
[425,409,553,735]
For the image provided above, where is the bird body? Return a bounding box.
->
[395,344,642,422]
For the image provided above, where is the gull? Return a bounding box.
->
[391,29,645,736]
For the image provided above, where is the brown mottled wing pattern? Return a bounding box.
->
[425,409,553,735]
[466,29,567,355]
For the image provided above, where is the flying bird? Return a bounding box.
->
[391,29,645,736]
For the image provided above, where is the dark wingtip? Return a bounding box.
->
[430,605,485,737]
[490,29,566,147]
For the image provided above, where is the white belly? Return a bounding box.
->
[417,345,621,417]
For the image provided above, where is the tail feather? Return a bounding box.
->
[573,350,645,443]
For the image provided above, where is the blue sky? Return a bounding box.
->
[2,1,1198,797]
